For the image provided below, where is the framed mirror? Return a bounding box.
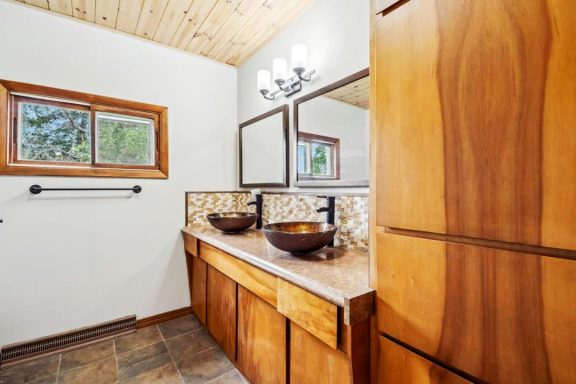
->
[294,69,369,187]
[240,105,289,187]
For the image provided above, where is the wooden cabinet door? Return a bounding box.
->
[207,266,237,361]
[375,232,576,384]
[191,255,207,325]
[290,322,351,384]
[237,286,286,384]
[377,336,471,384]
[372,0,576,249]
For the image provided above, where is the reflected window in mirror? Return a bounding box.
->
[239,105,289,188]
[294,68,369,187]
[297,132,339,180]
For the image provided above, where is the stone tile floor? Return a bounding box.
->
[0,315,248,384]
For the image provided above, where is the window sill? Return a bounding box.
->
[0,163,168,179]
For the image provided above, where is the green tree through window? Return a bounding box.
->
[20,103,90,163]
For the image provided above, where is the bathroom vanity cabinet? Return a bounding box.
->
[182,228,372,384]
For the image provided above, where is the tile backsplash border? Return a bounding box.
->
[186,191,368,251]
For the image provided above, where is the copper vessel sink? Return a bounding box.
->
[262,222,337,254]
[206,212,258,232]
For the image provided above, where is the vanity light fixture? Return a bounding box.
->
[257,44,316,100]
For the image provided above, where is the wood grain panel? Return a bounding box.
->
[277,279,337,349]
[372,0,446,234]
[542,0,576,250]
[290,322,351,384]
[375,232,576,383]
[199,241,277,306]
[207,266,236,361]
[186,0,241,54]
[201,0,263,58]
[237,286,286,384]
[169,0,218,49]
[152,0,193,44]
[17,0,314,66]
[116,0,144,34]
[324,76,369,110]
[182,232,198,256]
[191,255,207,325]
[71,0,95,21]
[135,0,169,39]
[95,0,119,28]
[48,0,72,15]
[372,0,576,250]
[377,336,471,384]
[24,0,48,9]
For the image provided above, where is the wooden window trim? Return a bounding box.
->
[297,131,341,181]
[0,80,169,179]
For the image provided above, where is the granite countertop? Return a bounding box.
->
[182,224,374,325]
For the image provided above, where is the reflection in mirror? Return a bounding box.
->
[240,105,289,187]
[295,69,369,187]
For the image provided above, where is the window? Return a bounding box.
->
[0,80,168,178]
[297,132,340,180]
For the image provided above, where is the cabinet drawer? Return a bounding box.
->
[378,336,471,384]
[277,279,337,349]
[375,231,576,383]
[199,242,277,307]
[183,232,198,256]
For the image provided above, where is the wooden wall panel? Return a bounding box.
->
[15,0,314,66]
[207,266,236,361]
[237,286,286,384]
[541,0,576,250]
[290,322,351,384]
[372,0,446,235]
[377,336,471,384]
[373,0,576,250]
[375,232,576,383]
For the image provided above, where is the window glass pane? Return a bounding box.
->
[96,112,155,166]
[311,142,333,177]
[18,102,91,163]
[297,143,308,173]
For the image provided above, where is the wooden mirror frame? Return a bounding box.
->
[294,68,369,188]
[239,105,289,188]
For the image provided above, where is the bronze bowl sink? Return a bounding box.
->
[206,212,258,233]
[262,222,337,255]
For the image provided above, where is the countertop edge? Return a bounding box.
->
[181,227,375,325]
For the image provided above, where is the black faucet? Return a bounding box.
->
[247,194,263,229]
[317,196,336,246]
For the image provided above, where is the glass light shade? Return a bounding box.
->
[272,58,288,82]
[291,44,308,73]
[257,70,271,92]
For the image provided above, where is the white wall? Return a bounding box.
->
[0,1,237,346]
[237,0,369,191]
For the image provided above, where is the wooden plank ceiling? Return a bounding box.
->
[324,76,370,110]
[15,0,315,66]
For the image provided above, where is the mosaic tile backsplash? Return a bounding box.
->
[186,192,369,251]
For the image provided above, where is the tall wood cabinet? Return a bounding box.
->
[370,0,576,383]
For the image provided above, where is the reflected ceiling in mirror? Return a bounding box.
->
[240,105,289,187]
[295,69,369,187]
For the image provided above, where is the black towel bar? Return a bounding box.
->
[29,185,142,194]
